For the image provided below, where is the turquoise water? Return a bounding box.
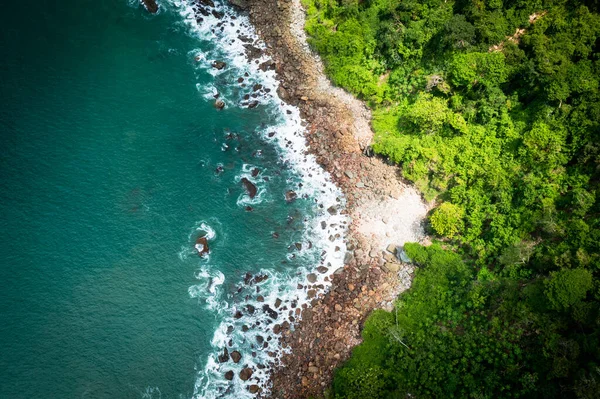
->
[0,1,346,398]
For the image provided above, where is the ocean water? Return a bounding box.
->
[0,1,346,398]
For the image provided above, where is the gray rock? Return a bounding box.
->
[307,273,317,283]
[386,244,397,254]
[356,182,365,188]
[344,251,354,264]
[399,249,412,263]
[344,170,354,179]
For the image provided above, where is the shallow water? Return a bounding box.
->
[0,1,345,398]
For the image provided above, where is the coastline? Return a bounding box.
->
[238,0,430,397]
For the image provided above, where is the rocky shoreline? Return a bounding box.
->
[234,0,429,397]
[142,0,428,396]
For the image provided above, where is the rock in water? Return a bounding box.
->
[231,350,242,363]
[212,61,227,70]
[141,0,158,13]
[241,178,257,199]
[248,385,260,394]
[214,99,225,109]
[239,367,253,381]
[195,236,209,257]
[285,190,297,203]
[218,348,229,363]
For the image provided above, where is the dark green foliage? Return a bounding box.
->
[303,0,600,397]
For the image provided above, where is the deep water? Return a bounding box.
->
[0,1,346,398]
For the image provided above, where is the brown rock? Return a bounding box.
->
[195,236,210,257]
[224,370,234,380]
[215,99,225,109]
[248,384,260,394]
[240,367,253,381]
[285,190,297,203]
[231,351,242,363]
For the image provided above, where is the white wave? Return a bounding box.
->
[166,1,348,397]
[189,267,226,311]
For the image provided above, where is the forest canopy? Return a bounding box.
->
[302,0,600,397]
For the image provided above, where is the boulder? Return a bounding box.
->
[218,347,229,363]
[141,0,159,13]
[383,262,401,273]
[212,61,226,70]
[231,351,242,363]
[307,273,317,283]
[215,99,225,109]
[224,370,234,380]
[239,367,253,381]
[195,236,210,257]
[241,178,257,199]
[386,244,397,254]
[248,384,260,394]
[285,190,297,203]
[262,304,278,319]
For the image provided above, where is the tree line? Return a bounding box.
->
[302,0,600,397]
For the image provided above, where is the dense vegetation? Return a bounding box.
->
[302,0,600,397]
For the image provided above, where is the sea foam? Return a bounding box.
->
[165,0,348,397]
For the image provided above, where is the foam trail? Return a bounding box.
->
[164,1,348,397]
